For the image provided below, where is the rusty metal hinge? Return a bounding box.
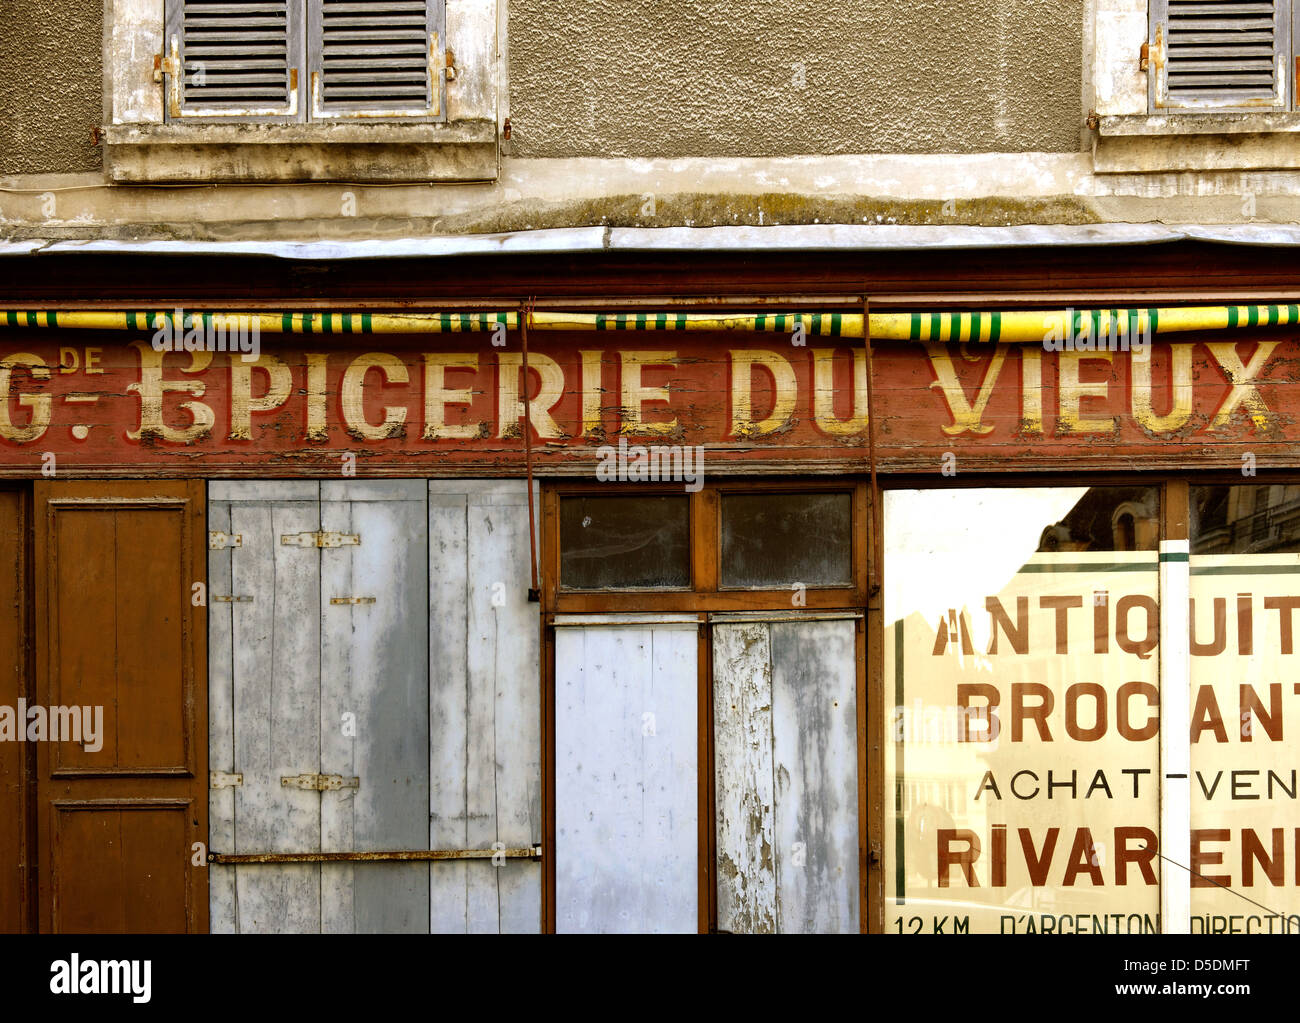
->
[209,530,242,550]
[280,530,360,549]
[281,773,360,792]
[210,771,243,789]
[212,595,253,603]
[1085,109,1100,131]
[445,46,457,81]
[329,596,376,605]
[153,51,179,84]
[1139,41,1149,72]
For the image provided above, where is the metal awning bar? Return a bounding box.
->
[208,846,542,864]
[3,303,1299,343]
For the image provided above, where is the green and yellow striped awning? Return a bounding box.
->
[2,304,1298,342]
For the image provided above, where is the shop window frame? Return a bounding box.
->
[541,479,870,614]
[540,477,872,934]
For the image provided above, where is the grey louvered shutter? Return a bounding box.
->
[308,0,444,120]
[163,0,305,120]
[1150,0,1291,111]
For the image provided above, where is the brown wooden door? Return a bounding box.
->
[34,480,208,933]
[0,487,31,933]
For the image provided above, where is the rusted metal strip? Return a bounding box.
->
[521,298,541,602]
[863,295,883,602]
[208,847,542,864]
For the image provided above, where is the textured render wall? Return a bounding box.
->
[0,0,103,174]
[509,0,1084,157]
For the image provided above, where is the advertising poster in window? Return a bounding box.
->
[884,487,1162,934]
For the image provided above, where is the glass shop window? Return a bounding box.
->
[1190,484,1300,934]
[719,492,853,589]
[883,486,1163,935]
[559,494,691,590]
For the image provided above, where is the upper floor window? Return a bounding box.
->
[1150,0,1293,111]
[161,0,445,122]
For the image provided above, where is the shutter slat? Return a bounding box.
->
[314,0,434,113]
[1163,0,1285,103]
[178,0,293,111]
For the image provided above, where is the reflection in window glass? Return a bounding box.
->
[720,492,852,588]
[1190,486,1300,932]
[559,495,690,590]
[884,487,1161,934]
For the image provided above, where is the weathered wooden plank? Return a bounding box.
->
[555,621,698,933]
[321,480,429,934]
[712,622,777,934]
[228,484,321,933]
[468,482,541,934]
[770,619,859,934]
[427,489,472,932]
[206,494,237,934]
[428,480,542,933]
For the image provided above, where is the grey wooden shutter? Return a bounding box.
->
[1151,0,1291,111]
[308,0,444,120]
[163,0,305,120]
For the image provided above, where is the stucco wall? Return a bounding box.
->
[509,0,1084,156]
[0,0,103,174]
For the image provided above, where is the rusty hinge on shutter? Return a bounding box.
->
[281,773,360,792]
[445,46,457,82]
[329,596,376,605]
[280,530,360,548]
[212,595,253,603]
[1140,41,1149,73]
[210,771,243,789]
[153,50,179,84]
[209,530,242,550]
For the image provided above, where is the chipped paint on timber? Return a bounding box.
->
[714,623,779,934]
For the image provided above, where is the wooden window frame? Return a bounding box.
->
[1149,0,1294,113]
[540,477,871,934]
[161,0,447,124]
[542,479,870,614]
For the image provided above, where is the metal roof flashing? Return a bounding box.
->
[6,223,1300,261]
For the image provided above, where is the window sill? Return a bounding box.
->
[1095,113,1300,173]
[1098,113,1300,137]
[102,121,498,184]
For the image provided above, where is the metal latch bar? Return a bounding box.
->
[208,846,543,865]
[280,531,360,548]
[281,773,360,791]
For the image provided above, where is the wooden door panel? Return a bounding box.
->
[209,481,321,933]
[35,480,207,934]
[47,504,190,774]
[51,802,193,933]
[428,481,541,934]
[554,617,698,934]
[712,615,859,934]
[321,479,429,934]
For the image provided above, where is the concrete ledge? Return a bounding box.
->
[103,121,498,183]
[1095,130,1300,173]
[1099,113,1300,137]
